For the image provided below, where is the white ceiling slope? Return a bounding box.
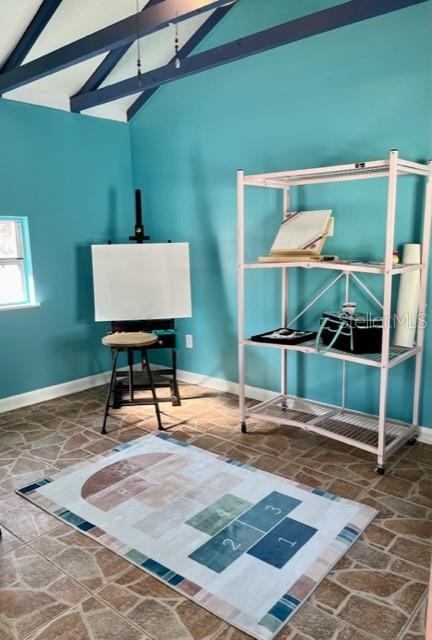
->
[0,0,214,122]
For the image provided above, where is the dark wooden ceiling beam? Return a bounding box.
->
[126,3,235,120]
[0,0,233,94]
[73,0,163,98]
[70,0,428,113]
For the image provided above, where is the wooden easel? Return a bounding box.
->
[107,189,182,407]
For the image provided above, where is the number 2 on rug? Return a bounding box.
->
[223,538,241,551]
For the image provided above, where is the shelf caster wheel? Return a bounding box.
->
[407,437,417,446]
[375,465,385,475]
[241,422,247,434]
[171,396,181,407]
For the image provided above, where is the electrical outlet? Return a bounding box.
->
[185,334,193,349]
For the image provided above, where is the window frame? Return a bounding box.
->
[0,216,37,310]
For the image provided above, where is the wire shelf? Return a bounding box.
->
[244,158,429,188]
[243,261,424,275]
[243,338,418,369]
[246,395,416,454]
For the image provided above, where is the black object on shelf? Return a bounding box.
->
[251,327,317,345]
[319,312,383,354]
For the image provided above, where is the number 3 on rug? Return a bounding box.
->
[265,505,282,515]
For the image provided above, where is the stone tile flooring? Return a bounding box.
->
[0,382,430,640]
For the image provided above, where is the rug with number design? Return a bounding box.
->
[17,433,376,640]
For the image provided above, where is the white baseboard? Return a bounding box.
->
[0,370,112,414]
[417,427,432,445]
[1,364,431,445]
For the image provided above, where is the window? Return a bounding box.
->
[0,217,36,309]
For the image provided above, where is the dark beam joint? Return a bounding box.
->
[0,0,233,95]
[74,45,131,97]
[73,0,163,97]
[70,0,428,114]
[127,4,234,120]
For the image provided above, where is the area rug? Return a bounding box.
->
[17,433,377,640]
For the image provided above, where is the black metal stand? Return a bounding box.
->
[101,346,163,435]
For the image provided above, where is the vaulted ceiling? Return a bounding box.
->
[0,0,427,124]
[0,0,222,122]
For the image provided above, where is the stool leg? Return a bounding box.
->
[102,349,119,435]
[171,349,181,406]
[128,349,134,402]
[144,350,163,430]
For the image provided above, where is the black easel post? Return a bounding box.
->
[129,189,150,243]
[110,189,181,407]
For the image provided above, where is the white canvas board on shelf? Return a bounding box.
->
[270,210,332,254]
[92,242,192,321]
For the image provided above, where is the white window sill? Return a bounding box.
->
[0,302,41,312]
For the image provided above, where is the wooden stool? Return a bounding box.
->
[101,332,163,434]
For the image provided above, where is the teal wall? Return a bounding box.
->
[129,0,432,427]
[0,100,133,399]
[1,1,431,428]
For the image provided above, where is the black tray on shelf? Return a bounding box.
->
[250,327,317,345]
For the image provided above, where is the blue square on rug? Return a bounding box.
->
[247,517,317,568]
[189,519,262,573]
[238,491,301,532]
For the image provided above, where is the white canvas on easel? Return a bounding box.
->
[92,242,192,321]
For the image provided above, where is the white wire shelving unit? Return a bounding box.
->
[237,150,432,473]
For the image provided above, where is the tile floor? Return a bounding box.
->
[0,382,430,640]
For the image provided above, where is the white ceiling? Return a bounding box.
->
[0,0,215,122]
[0,1,43,67]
